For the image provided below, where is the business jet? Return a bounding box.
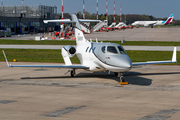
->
[132,14,174,28]
[2,14,177,83]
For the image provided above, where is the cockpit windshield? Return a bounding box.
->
[118,46,126,54]
[107,46,118,54]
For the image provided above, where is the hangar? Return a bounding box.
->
[0,5,58,34]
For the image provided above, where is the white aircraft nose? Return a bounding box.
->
[123,60,132,68]
[105,55,132,69]
[120,57,132,69]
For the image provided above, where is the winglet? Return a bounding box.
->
[172,47,177,62]
[2,50,11,67]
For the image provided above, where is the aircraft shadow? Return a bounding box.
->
[21,71,180,86]
[124,71,180,86]
[125,72,180,76]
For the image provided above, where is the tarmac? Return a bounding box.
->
[85,27,180,41]
[1,27,180,51]
[1,62,180,120]
[1,27,180,120]
[1,27,180,41]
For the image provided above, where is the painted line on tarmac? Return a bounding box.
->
[43,105,86,117]
[0,100,16,104]
[138,109,180,120]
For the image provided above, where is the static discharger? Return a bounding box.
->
[120,82,128,85]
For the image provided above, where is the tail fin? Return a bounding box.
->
[164,14,174,25]
[71,14,87,45]
[43,14,100,45]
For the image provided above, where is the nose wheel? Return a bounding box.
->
[120,76,125,82]
[70,69,76,77]
[118,73,125,82]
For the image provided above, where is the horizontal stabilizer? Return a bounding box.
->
[44,19,74,23]
[44,19,100,24]
[78,19,101,22]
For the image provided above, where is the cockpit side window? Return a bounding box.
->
[101,46,106,53]
[107,46,118,54]
[118,46,126,54]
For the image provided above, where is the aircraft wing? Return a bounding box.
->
[132,47,177,66]
[2,50,89,69]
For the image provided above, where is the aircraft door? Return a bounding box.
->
[93,45,107,63]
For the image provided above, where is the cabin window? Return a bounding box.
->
[107,46,118,54]
[101,46,106,53]
[118,46,126,54]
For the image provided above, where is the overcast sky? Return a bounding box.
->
[2,0,180,19]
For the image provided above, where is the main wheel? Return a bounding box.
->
[120,76,125,82]
[114,72,118,76]
[71,70,75,77]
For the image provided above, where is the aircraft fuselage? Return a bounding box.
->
[76,42,132,72]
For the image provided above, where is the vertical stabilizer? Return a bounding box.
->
[164,14,174,25]
[71,14,87,45]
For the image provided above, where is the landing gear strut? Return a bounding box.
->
[118,73,125,82]
[70,69,76,77]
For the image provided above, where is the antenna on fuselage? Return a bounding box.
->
[96,38,98,43]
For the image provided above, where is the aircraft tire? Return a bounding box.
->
[114,72,118,76]
[71,70,75,77]
[120,76,125,82]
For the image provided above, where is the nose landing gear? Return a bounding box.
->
[118,73,125,82]
[120,76,125,82]
[118,73,128,85]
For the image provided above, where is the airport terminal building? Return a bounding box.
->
[0,5,59,34]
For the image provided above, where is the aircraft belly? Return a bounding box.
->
[98,61,131,72]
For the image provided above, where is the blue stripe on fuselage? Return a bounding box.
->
[162,21,166,24]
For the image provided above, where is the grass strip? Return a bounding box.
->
[0,40,76,45]
[0,49,179,65]
[1,40,180,46]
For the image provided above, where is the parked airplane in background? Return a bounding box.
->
[2,14,177,83]
[132,14,174,28]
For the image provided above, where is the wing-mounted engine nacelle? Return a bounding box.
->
[62,45,76,58]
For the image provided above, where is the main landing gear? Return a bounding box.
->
[70,69,76,77]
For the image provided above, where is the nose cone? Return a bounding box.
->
[118,55,132,68]
[122,57,132,68]
[132,23,135,26]
[106,55,132,69]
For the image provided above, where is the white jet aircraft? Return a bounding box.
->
[2,14,177,82]
[132,14,174,28]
